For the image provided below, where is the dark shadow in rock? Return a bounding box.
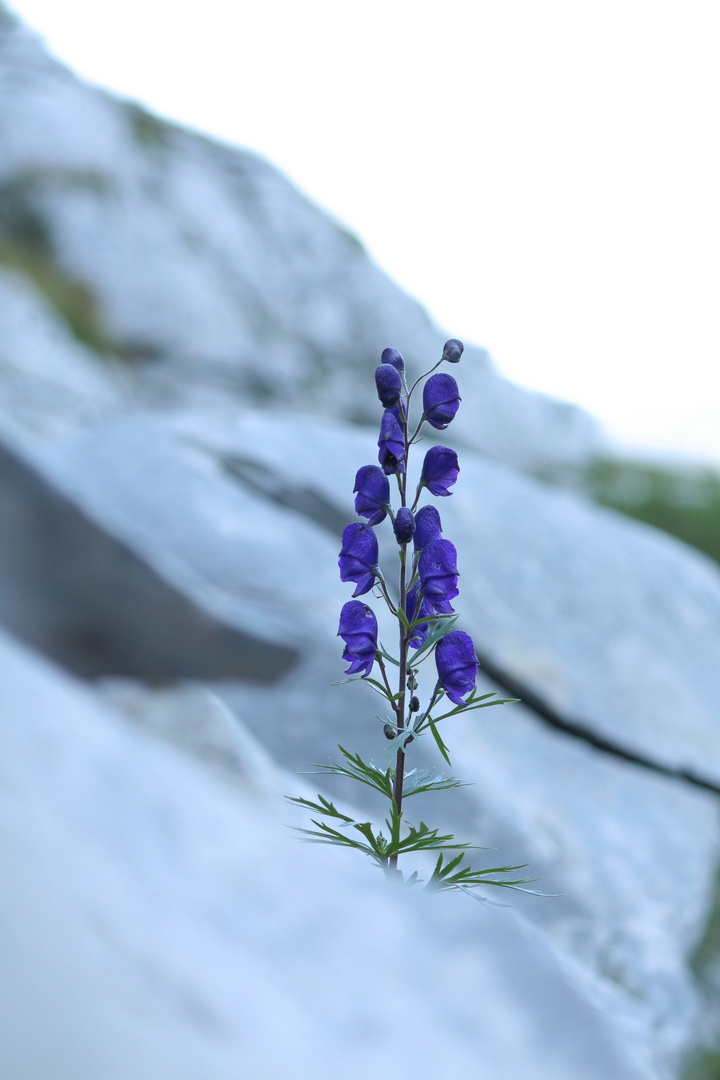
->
[0,441,299,683]
[221,453,349,536]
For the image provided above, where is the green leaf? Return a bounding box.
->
[410,616,460,664]
[402,768,470,797]
[303,746,394,799]
[427,717,452,766]
[285,794,354,822]
[384,726,418,764]
[431,695,519,723]
[377,644,400,667]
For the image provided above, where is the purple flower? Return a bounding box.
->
[354,465,390,525]
[405,583,433,649]
[381,347,405,373]
[339,523,378,597]
[375,363,403,409]
[423,373,461,430]
[420,446,459,497]
[338,600,378,677]
[393,507,415,545]
[413,505,442,551]
[442,338,464,364]
[419,538,459,614]
[435,630,477,705]
[378,407,405,475]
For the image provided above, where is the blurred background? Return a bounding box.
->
[2,2,720,1079]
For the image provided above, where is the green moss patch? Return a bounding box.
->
[0,242,114,355]
[582,458,720,567]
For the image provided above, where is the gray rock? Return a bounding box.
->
[0,267,129,442]
[0,628,660,1080]
[0,11,603,472]
[4,409,718,1073]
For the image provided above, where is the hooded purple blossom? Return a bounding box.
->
[354,465,390,525]
[381,347,405,373]
[375,363,403,409]
[413,505,442,551]
[419,538,459,614]
[393,507,415,545]
[442,338,464,363]
[435,630,477,705]
[420,446,459,497]
[338,600,378,677]
[378,408,405,475]
[423,373,461,430]
[339,522,378,597]
[405,583,434,649]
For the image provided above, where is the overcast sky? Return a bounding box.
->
[8,0,720,459]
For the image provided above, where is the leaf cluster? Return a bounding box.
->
[287,747,536,898]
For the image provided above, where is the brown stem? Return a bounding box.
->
[389,390,411,871]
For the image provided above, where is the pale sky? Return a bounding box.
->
[8,0,720,459]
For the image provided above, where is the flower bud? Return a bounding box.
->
[392,507,415,545]
[423,373,461,430]
[337,600,378,678]
[338,522,379,597]
[419,539,459,614]
[354,465,391,525]
[383,722,397,740]
[420,446,459,497]
[436,630,478,705]
[442,338,464,363]
[375,363,403,408]
[409,696,420,713]
[413,505,442,551]
[378,408,405,476]
[381,347,405,373]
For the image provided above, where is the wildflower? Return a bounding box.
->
[423,373,461,430]
[354,465,391,525]
[419,446,459,497]
[442,338,464,363]
[378,407,405,475]
[339,522,378,597]
[393,507,415,545]
[381,347,405,373]
[338,600,378,677]
[375,363,403,408]
[419,538,459,614]
[435,630,478,704]
[413,505,442,551]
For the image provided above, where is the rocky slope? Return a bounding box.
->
[1,7,720,1080]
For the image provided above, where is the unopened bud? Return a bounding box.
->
[409,696,420,713]
[381,347,405,373]
[383,723,396,740]
[442,338,464,363]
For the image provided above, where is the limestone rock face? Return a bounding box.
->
[1,8,719,1079]
[0,9,602,471]
[0,409,716,1074]
[0,629,661,1080]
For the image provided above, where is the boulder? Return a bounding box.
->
[0,627,660,1080]
[0,10,603,472]
[1,409,717,1072]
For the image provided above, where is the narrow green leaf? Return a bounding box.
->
[431,696,519,724]
[427,718,452,766]
[377,644,400,667]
